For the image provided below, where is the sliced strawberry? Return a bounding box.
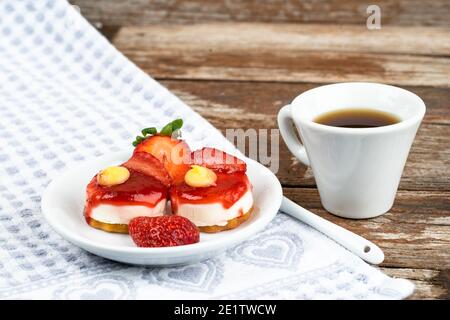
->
[122,151,171,187]
[129,216,199,247]
[191,147,247,173]
[134,135,191,184]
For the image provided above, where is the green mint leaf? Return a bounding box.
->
[141,127,157,136]
[171,119,183,131]
[132,135,145,146]
[134,119,184,143]
[159,119,183,136]
[160,123,173,136]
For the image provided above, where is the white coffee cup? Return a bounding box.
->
[278,82,425,219]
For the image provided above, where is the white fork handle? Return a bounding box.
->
[280,196,385,265]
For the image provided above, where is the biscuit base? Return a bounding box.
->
[197,208,253,233]
[85,207,253,234]
[85,216,129,234]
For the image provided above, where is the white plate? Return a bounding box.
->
[41,151,282,265]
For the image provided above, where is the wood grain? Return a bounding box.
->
[160,80,450,191]
[72,0,450,27]
[113,23,450,56]
[283,188,450,269]
[113,23,450,87]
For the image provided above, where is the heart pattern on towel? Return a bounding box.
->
[52,274,135,300]
[266,212,291,228]
[80,288,115,300]
[168,266,205,284]
[229,231,303,269]
[142,259,223,293]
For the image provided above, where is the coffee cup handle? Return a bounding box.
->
[277,104,310,166]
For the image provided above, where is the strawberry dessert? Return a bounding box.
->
[84,119,254,246]
[170,148,253,233]
[84,153,169,233]
[84,120,186,234]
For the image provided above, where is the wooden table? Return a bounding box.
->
[72,0,450,299]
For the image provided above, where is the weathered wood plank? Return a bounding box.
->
[113,23,450,87]
[113,23,450,56]
[72,0,450,27]
[161,81,450,125]
[161,80,450,191]
[380,268,449,299]
[283,188,450,270]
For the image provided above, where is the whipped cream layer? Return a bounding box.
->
[90,199,166,225]
[175,189,253,227]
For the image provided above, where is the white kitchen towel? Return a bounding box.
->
[0,0,414,299]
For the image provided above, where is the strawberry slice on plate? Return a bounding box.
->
[191,147,247,173]
[134,135,191,184]
[122,151,171,187]
[129,216,200,247]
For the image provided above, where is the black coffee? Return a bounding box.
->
[314,108,400,128]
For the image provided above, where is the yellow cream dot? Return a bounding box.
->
[97,166,130,186]
[184,165,217,188]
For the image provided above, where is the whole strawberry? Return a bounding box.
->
[129,216,199,247]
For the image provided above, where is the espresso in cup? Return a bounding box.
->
[314,108,400,128]
[277,83,426,219]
